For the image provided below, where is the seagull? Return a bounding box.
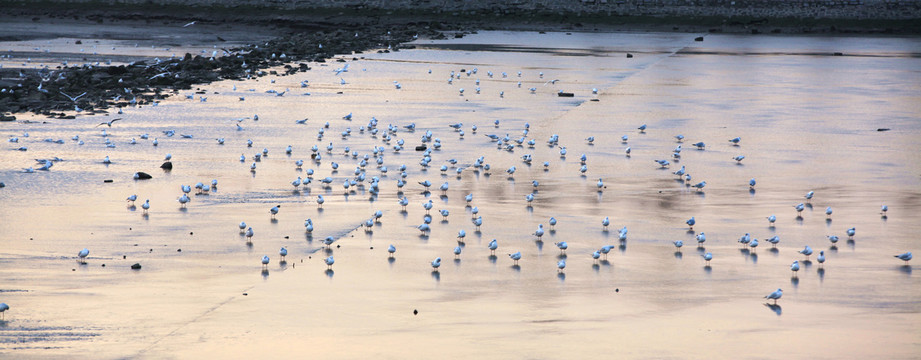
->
[794,203,805,215]
[270,205,281,219]
[592,251,601,263]
[805,191,814,201]
[431,257,442,270]
[126,194,137,204]
[881,205,888,215]
[0,303,8,320]
[817,251,825,267]
[549,217,557,230]
[325,256,335,269]
[764,288,783,304]
[767,214,776,226]
[847,227,856,238]
[557,260,566,272]
[894,252,912,263]
[322,236,336,248]
[790,260,800,276]
[555,241,568,254]
[602,216,610,230]
[141,199,150,213]
[488,239,498,255]
[728,137,741,145]
[78,248,89,264]
[239,221,247,232]
[637,124,647,132]
[599,245,615,259]
[454,246,462,259]
[178,194,190,207]
[673,240,684,249]
[799,246,814,259]
[693,142,705,149]
[508,251,522,265]
[279,247,288,261]
[686,217,695,230]
[702,252,712,265]
[827,235,839,245]
[261,255,270,269]
[696,232,706,245]
[96,118,122,127]
[673,166,686,177]
[245,227,254,242]
[825,207,833,218]
[732,155,745,163]
[766,236,780,247]
[692,181,707,191]
[534,224,544,240]
[388,244,396,257]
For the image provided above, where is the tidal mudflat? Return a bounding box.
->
[1,28,920,359]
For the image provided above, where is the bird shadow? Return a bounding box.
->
[618,244,627,253]
[749,188,756,196]
[453,258,461,266]
[557,272,566,282]
[325,269,335,278]
[764,303,782,316]
[510,264,521,272]
[802,260,813,269]
[790,276,800,288]
[387,257,395,266]
[817,267,825,282]
[686,229,695,235]
[825,218,833,226]
[769,248,779,256]
[261,269,269,279]
[750,253,758,264]
[592,264,600,272]
[431,270,441,282]
[898,265,912,275]
[674,251,683,259]
[703,265,712,274]
[557,253,567,260]
[488,255,497,264]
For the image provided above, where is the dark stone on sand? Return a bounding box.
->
[557,92,574,97]
[415,145,427,151]
[413,309,418,315]
[134,171,153,180]
[131,263,142,270]
[626,53,633,58]
[0,115,15,122]
[160,161,173,170]
[834,52,844,56]
[877,128,890,132]
[694,36,704,41]
[103,179,114,183]
[0,182,5,188]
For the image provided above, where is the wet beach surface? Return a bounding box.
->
[1,26,920,358]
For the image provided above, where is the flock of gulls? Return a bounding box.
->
[2,45,915,321]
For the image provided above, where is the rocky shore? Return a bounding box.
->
[0,0,918,118]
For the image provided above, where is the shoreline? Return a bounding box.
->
[1,2,919,118]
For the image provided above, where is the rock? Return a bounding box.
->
[130,263,142,270]
[626,53,633,58]
[103,179,113,183]
[694,36,704,41]
[557,92,574,97]
[160,161,173,170]
[133,172,152,180]
[0,115,16,122]
[877,128,890,131]
[415,145,427,151]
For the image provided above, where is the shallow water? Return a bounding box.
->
[1,30,920,359]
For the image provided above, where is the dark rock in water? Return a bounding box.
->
[134,172,153,180]
[694,36,704,42]
[557,92,574,97]
[103,179,113,183]
[877,128,891,131]
[590,99,600,102]
[131,263,142,270]
[0,182,5,188]
[834,52,844,56]
[160,161,173,170]
[751,29,761,34]
[0,114,16,122]
[626,53,633,58]
[415,145,427,151]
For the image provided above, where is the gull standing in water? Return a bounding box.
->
[534,224,544,241]
[799,246,813,259]
[488,239,498,254]
[764,288,783,304]
[557,260,566,273]
[817,251,825,268]
[602,216,610,230]
[245,227,254,243]
[508,251,522,265]
[767,214,776,226]
[279,247,288,262]
[894,252,912,263]
[239,221,247,233]
[555,242,568,254]
[270,205,281,219]
[702,252,713,265]
[0,303,8,320]
[261,255,270,270]
[126,194,137,204]
[696,232,706,246]
[78,248,89,264]
[790,260,800,277]
[325,256,335,270]
[686,217,695,230]
[388,244,396,258]
[141,199,150,213]
[431,257,442,270]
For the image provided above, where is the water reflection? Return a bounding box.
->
[790,276,799,288]
[557,272,566,282]
[817,267,825,283]
[261,269,269,279]
[592,264,600,273]
[325,269,335,279]
[388,257,395,267]
[703,265,712,274]
[898,265,912,275]
[488,255,497,264]
[510,264,521,272]
[674,251,683,259]
[764,303,782,316]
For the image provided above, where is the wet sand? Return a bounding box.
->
[1,27,920,359]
